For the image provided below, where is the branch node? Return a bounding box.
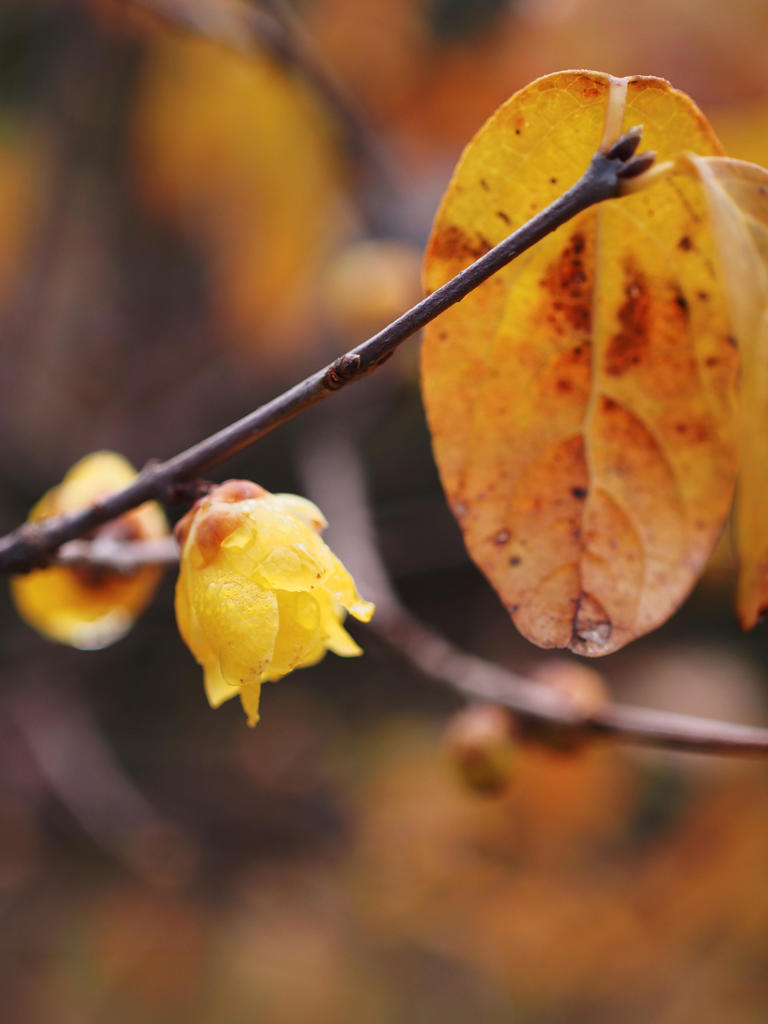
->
[324,352,362,390]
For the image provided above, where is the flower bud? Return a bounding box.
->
[11,452,168,649]
[527,658,609,751]
[444,703,517,795]
[174,481,374,725]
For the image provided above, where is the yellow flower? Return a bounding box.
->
[11,451,168,649]
[174,480,374,725]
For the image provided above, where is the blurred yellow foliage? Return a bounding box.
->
[132,32,343,356]
[350,724,768,1015]
[11,452,168,649]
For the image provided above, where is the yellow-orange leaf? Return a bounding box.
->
[422,71,739,655]
[685,156,768,628]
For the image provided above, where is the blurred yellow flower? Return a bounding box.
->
[11,451,168,649]
[174,480,374,725]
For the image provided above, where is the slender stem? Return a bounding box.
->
[299,426,768,759]
[0,140,639,575]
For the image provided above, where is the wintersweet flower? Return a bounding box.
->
[174,480,374,725]
[11,451,168,649]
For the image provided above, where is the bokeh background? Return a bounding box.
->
[1,1,768,1021]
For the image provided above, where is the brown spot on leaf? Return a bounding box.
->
[571,487,587,500]
[673,289,689,316]
[538,232,592,333]
[678,235,693,251]
[496,210,511,225]
[605,261,650,376]
[494,529,511,545]
[508,556,521,567]
[675,420,711,443]
[429,224,492,263]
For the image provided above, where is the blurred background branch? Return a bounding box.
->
[299,423,768,758]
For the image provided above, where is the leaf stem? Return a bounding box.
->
[0,134,644,575]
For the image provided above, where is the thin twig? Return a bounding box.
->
[0,135,644,575]
[299,426,768,759]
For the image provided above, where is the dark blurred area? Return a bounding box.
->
[1,1,768,1021]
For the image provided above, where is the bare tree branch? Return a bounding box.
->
[0,136,644,575]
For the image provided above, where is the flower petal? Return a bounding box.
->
[321,550,375,622]
[11,451,168,649]
[239,681,264,727]
[255,544,329,592]
[203,661,239,708]
[265,590,327,680]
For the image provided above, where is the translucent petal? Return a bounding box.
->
[255,544,328,592]
[203,661,239,708]
[316,590,363,657]
[265,590,327,680]
[321,550,375,622]
[268,494,328,532]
